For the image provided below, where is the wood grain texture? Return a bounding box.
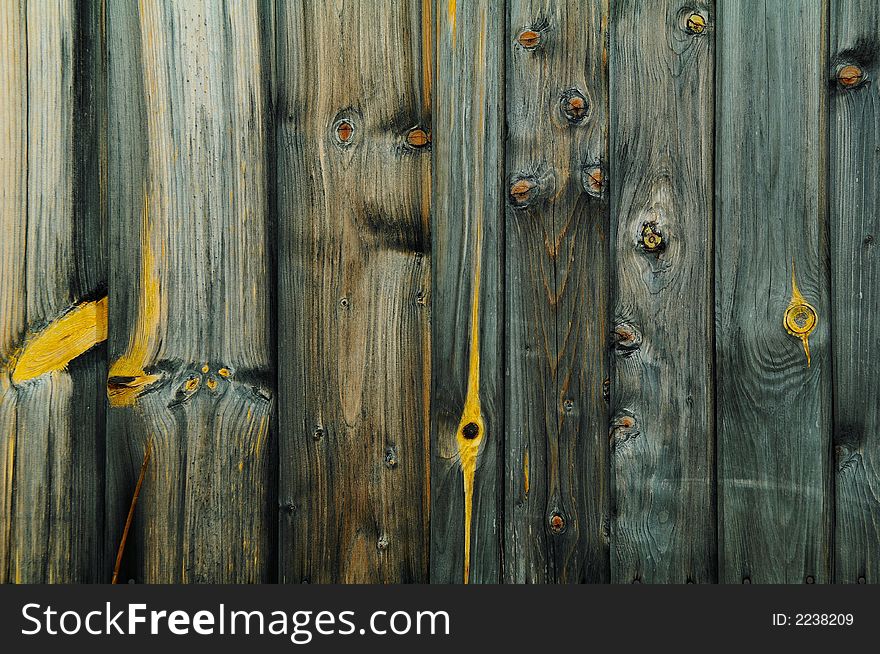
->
[504,0,610,583]
[716,0,832,583]
[106,0,274,583]
[609,0,715,583]
[276,0,430,583]
[830,0,880,584]
[0,0,106,583]
[430,0,504,584]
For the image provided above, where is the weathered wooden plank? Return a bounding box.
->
[0,0,106,583]
[430,0,503,584]
[276,0,431,583]
[609,0,715,583]
[716,0,832,583]
[106,0,274,583]
[504,0,610,583]
[830,0,880,585]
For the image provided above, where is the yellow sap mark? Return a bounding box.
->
[448,0,456,46]
[455,205,484,584]
[108,188,164,406]
[783,262,818,367]
[523,450,529,495]
[11,297,108,384]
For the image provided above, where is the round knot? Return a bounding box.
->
[784,302,817,336]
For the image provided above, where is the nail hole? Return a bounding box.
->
[462,422,480,439]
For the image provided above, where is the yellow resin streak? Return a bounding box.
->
[783,263,818,367]
[455,197,485,583]
[11,297,108,384]
[108,191,163,405]
[453,12,490,585]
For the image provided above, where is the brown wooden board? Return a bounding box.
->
[276,0,431,583]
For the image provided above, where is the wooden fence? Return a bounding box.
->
[1,0,878,584]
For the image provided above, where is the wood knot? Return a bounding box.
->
[613,323,642,354]
[685,12,706,34]
[509,176,537,208]
[641,221,665,253]
[784,303,817,337]
[462,422,480,439]
[548,512,566,535]
[610,413,639,449]
[168,372,201,408]
[384,445,398,468]
[313,426,324,441]
[837,64,864,88]
[563,398,574,413]
[582,163,605,197]
[560,89,589,124]
[516,29,541,50]
[333,118,354,145]
[406,127,430,148]
[377,535,389,551]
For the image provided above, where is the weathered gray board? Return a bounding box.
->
[716,0,832,583]
[106,0,275,583]
[609,0,716,584]
[3,0,880,585]
[830,0,880,584]
[430,0,504,584]
[0,0,106,583]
